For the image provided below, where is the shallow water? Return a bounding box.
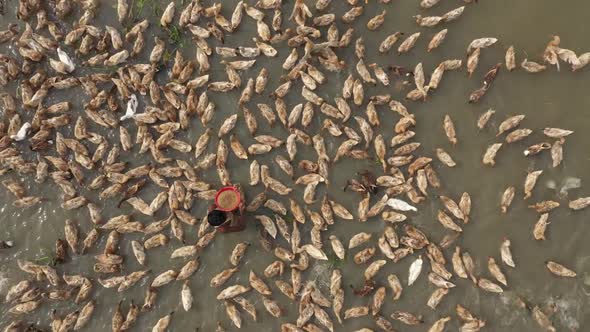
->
[1,0,590,331]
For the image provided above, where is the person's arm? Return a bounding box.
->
[223,211,246,233]
[216,224,230,233]
[221,223,245,233]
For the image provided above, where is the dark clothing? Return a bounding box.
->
[208,204,246,233]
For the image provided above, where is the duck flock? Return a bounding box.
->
[0,0,589,331]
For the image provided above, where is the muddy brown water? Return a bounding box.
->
[1,0,590,331]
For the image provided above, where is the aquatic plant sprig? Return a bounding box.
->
[33,248,54,266]
[161,24,186,65]
[166,24,185,48]
[327,252,344,269]
[129,0,161,22]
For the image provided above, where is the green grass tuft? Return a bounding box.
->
[167,24,185,48]
[327,252,343,268]
[130,0,161,21]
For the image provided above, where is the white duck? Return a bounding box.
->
[386,198,417,212]
[120,94,138,121]
[408,255,423,286]
[10,122,31,141]
[57,47,75,73]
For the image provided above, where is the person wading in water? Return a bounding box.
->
[207,185,247,233]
